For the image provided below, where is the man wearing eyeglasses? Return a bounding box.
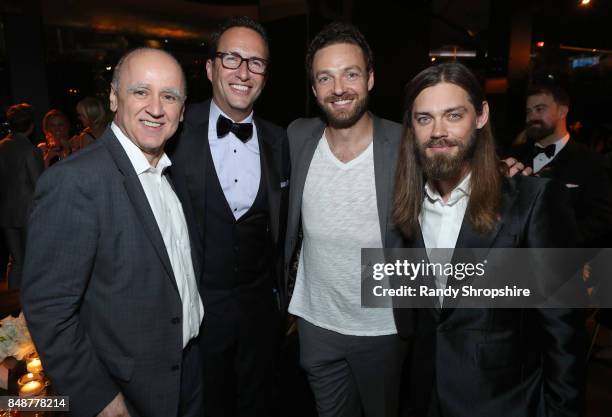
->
[169,16,290,417]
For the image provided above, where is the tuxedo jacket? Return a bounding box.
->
[0,133,44,227]
[403,176,585,417]
[22,129,200,417]
[283,114,412,333]
[510,138,612,247]
[169,100,290,309]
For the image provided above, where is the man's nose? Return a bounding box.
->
[236,60,250,80]
[147,95,164,117]
[431,119,448,138]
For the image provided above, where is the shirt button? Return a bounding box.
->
[234,208,237,211]
[234,179,238,183]
[233,149,237,153]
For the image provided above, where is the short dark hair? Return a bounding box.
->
[305,22,374,82]
[527,82,570,107]
[209,16,270,59]
[6,103,34,133]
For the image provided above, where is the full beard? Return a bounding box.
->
[525,120,555,142]
[415,131,478,181]
[319,93,369,129]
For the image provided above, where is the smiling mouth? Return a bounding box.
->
[141,120,163,128]
[230,84,250,94]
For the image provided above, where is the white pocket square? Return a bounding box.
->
[565,183,580,188]
[281,180,289,188]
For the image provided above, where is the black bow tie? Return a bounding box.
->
[533,143,556,159]
[216,115,253,143]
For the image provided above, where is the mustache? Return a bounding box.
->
[324,93,357,104]
[526,120,545,128]
[424,138,461,148]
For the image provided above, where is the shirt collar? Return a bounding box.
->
[424,173,471,206]
[535,133,570,157]
[208,99,259,154]
[111,122,171,175]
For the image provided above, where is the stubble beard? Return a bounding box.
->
[319,92,369,129]
[525,120,555,142]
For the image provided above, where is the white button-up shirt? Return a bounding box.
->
[420,173,471,306]
[112,123,204,348]
[208,100,261,219]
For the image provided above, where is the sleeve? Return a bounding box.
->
[526,180,586,417]
[21,166,120,417]
[577,153,612,247]
[25,146,44,189]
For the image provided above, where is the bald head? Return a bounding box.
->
[112,48,187,100]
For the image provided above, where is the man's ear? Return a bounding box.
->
[206,59,213,82]
[109,86,118,112]
[476,101,490,129]
[558,104,569,119]
[367,70,374,92]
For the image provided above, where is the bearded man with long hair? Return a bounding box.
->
[393,62,585,417]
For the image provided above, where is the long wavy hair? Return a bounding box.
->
[392,63,505,240]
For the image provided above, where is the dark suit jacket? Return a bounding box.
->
[0,133,44,227]
[510,138,612,247]
[22,129,198,417]
[404,176,585,417]
[283,114,412,333]
[169,100,290,309]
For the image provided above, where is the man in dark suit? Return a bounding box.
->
[283,23,408,417]
[169,17,289,417]
[22,48,204,417]
[393,63,584,417]
[0,103,43,288]
[509,82,612,247]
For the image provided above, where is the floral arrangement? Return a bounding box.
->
[0,313,35,363]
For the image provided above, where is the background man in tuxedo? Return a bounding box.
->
[0,103,43,288]
[509,83,612,247]
[169,16,289,417]
[284,22,408,417]
[393,62,584,417]
[22,48,204,417]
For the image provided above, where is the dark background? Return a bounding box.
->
[1,0,611,149]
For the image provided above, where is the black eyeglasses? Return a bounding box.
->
[215,52,268,75]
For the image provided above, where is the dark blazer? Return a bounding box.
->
[169,100,290,308]
[404,176,585,417]
[22,129,197,417]
[0,133,44,227]
[510,138,612,247]
[283,114,411,333]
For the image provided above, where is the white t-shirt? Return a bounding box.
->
[288,134,397,336]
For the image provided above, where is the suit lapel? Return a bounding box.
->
[102,130,178,293]
[256,118,281,244]
[408,227,442,319]
[288,119,325,237]
[372,115,395,245]
[183,101,211,242]
[441,180,519,318]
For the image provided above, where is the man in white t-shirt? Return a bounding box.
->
[283,22,411,417]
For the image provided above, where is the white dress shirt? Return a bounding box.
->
[420,173,471,306]
[112,123,204,348]
[208,100,261,219]
[533,133,570,174]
